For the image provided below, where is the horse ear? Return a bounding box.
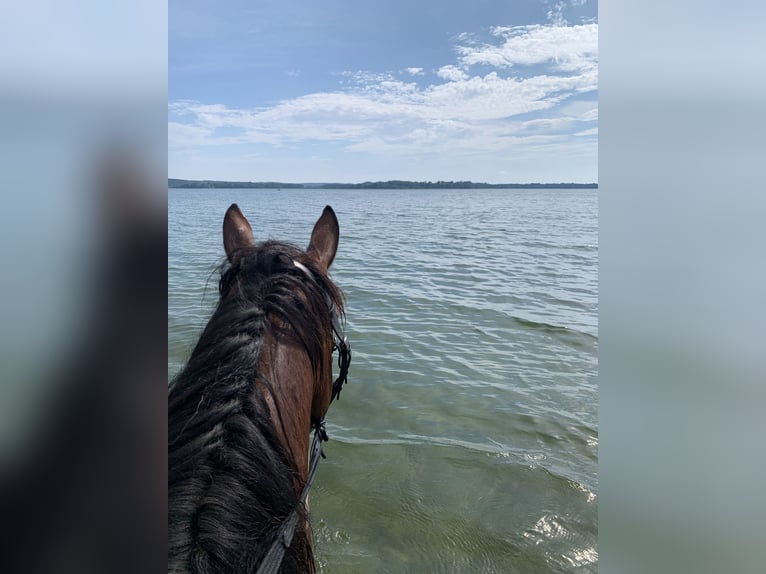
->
[223,203,255,261]
[307,205,339,270]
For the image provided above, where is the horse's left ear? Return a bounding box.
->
[223,203,255,262]
[307,205,339,270]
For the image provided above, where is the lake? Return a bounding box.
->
[168,187,598,573]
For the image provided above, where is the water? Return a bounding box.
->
[168,188,598,573]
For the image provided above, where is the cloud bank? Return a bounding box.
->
[169,22,597,181]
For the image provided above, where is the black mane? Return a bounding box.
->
[169,241,344,574]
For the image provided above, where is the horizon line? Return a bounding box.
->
[168,177,598,188]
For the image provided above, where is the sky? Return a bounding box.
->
[169,0,597,184]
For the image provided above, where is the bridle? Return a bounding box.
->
[254,261,351,574]
[330,303,351,401]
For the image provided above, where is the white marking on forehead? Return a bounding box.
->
[293,260,313,278]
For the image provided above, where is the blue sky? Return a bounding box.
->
[169,0,597,183]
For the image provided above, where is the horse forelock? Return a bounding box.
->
[220,240,343,370]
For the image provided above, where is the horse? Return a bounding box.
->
[169,204,351,574]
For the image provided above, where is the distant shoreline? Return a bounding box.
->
[168,178,597,190]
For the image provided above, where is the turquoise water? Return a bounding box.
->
[168,188,598,573]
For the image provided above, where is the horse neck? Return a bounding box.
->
[168,326,318,574]
[258,328,316,487]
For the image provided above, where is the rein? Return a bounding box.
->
[254,261,351,574]
[254,419,328,574]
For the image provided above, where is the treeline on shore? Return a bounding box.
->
[168,179,303,189]
[168,178,597,189]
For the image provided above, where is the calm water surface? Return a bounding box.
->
[168,188,598,573]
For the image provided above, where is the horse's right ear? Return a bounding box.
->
[307,205,339,271]
[223,203,255,261]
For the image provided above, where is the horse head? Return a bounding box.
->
[169,204,350,574]
[220,204,345,470]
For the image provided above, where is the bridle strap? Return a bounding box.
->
[255,419,328,574]
[330,305,351,401]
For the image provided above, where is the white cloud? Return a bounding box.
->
[574,127,598,137]
[339,70,396,85]
[545,0,589,26]
[547,1,568,26]
[580,107,598,121]
[458,24,597,73]
[169,63,595,150]
[168,121,212,147]
[405,67,424,76]
[436,65,468,82]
